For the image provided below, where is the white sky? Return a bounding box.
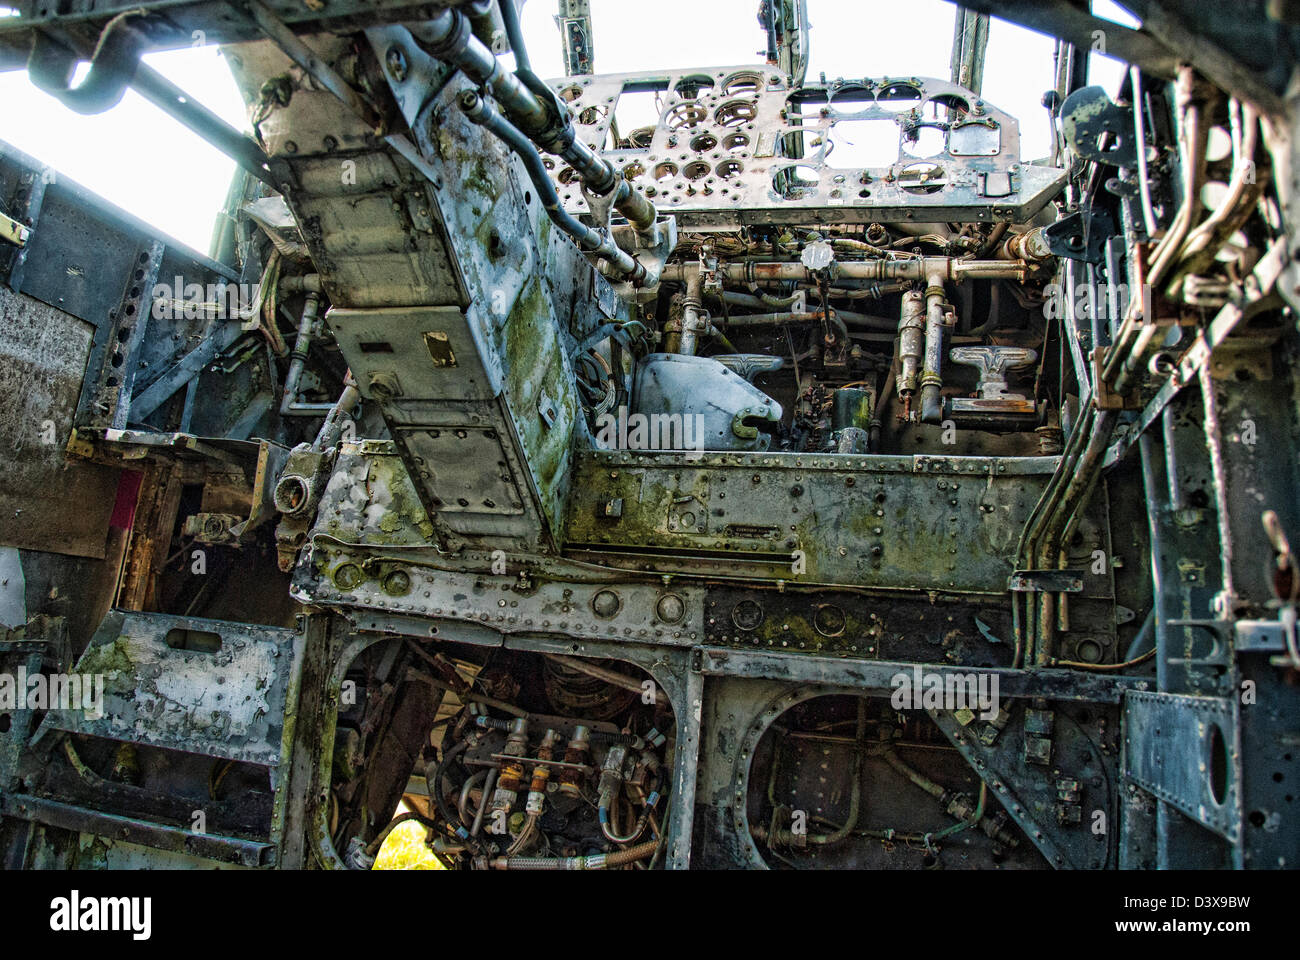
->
[0,1,1139,254]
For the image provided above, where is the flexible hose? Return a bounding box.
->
[364,811,437,857]
[491,840,658,870]
[427,739,477,845]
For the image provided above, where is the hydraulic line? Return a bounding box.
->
[1168,101,1263,296]
[426,738,479,847]
[661,258,1033,284]
[1130,67,1161,240]
[769,701,865,847]
[881,746,944,800]
[457,769,489,826]
[919,272,950,424]
[1199,361,1238,615]
[408,8,657,231]
[364,811,438,857]
[602,796,655,844]
[1144,69,1209,293]
[880,748,1010,845]
[1019,409,1095,667]
[471,768,497,838]
[28,12,147,114]
[489,839,658,870]
[1019,406,1118,666]
[1036,412,1118,651]
[280,293,335,416]
[458,91,646,284]
[1103,66,1209,390]
[742,286,803,309]
[1014,403,1095,666]
[496,0,532,74]
[871,360,897,450]
[1123,607,1158,661]
[1051,648,1157,671]
[716,304,896,331]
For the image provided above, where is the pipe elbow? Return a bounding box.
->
[920,384,943,425]
[29,26,146,115]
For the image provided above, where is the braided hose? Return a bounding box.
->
[490,840,658,871]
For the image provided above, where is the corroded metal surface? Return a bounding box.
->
[0,285,120,558]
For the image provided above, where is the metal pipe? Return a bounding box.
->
[1138,431,1172,691]
[1124,607,1158,661]
[426,739,476,846]
[679,272,704,355]
[1168,101,1262,294]
[28,20,279,189]
[660,257,1032,284]
[1015,402,1095,667]
[881,746,945,800]
[717,304,895,331]
[27,16,145,115]
[312,375,361,450]
[1102,67,1209,387]
[1145,68,1208,292]
[131,65,280,189]
[1199,361,1237,616]
[896,289,926,416]
[1130,66,1161,240]
[471,767,497,838]
[1033,410,1119,664]
[497,0,531,73]
[280,294,335,416]
[458,91,646,283]
[415,673,530,718]
[408,10,656,231]
[489,839,658,870]
[457,769,489,825]
[545,654,646,696]
[728,289,803,310]
[1160,404,1184,511]
[280,274,323,294]
[804,699,865,845]
[919,272,949,424]
[409,10,554,148]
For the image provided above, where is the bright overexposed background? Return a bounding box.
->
[0,0,1141,253]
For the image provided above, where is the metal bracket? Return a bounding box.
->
[1060,85,1137,168]
[1123,690,1241,843]
[1043,209,1115,263]
[1008,570,1085,592]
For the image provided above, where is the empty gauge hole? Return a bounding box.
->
[674,74,715,99]
[722,70,764,96]
[715,99,757,127]
[773,164,820,199]
[898,161,946,194]
[902,124,946,157]
[877,82,922,112]
[716,159,743,179]
[723,132,751,153]
[665,102,709,130]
